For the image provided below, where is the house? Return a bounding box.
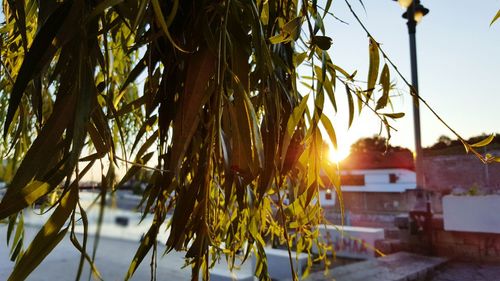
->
[320,150,418,227]
[319,168,416,207]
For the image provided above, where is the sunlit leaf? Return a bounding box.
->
[321,115,337,150]
[470,134,495,147]
[7,186,78,281]
[382,112,405,119]
[376,63,390,110]
[490,10,500,26]
[367,37,380,99]
[3,0,74,136]
[346,85,355,128]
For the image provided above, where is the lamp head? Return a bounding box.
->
[396,0,413,9]
[402,2,429,23]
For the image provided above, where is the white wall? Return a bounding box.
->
[330,169,416,193]
[443,195,500,234]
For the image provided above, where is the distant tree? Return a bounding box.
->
[428,135,452,150]
[425,134,500,153]
[344,136,414,170]
[350,136,405,154]
[438,135,452,146]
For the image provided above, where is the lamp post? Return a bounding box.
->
[394,0,429,191]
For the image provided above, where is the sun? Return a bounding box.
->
[328,146,350,163]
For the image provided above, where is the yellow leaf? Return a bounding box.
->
[470,134,495,148]
[367,38,380,99]
[490,10,500,26]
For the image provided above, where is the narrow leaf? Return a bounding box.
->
[470,134,495,148]
[3,1,73,136]
[321,115,337,150]
[382,112,405,119]
[367,38,380,99]
[7,187,78,281]
[346,85,354,128]
[491,10,500,26]
[376,63,390,110]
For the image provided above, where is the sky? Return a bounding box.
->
[320,0,500,157]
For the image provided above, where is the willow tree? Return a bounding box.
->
[0,1,497,280]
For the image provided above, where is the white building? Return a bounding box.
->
[319,168,416,207]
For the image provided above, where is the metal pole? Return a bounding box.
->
[407,4,424,190]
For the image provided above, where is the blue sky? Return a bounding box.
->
[321,0,500,154]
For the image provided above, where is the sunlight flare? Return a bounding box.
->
[328,146,350,163]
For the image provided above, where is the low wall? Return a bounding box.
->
[390,215,500,262]
[431,216,500,263]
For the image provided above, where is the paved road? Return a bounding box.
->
[430,262,500,281]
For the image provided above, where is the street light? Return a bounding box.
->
[394,2,433,254]
[393,0,429,191]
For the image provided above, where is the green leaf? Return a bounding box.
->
[382,112,405,119]
[234,73,265,168]
[11,212,24,256]
[151,0,188,52]
[269,17,302,44]
[88,0,124,20]
[269,33,287,44]
[282,16,302,41]
[125,221,159,280]
[312,35,332,50]
[490,10,500,26]
[323,0,333,18]
[3,0,74,136]
[346,85,355,128]
[329,63,351,80]
[7,186,78,281]
[281,95,309,171]
[320,115,337,150]
[376,63,390,110]
[0,181,50,220]
[367,38,380,99]
[293,52,308,67]
[324,74,337,112]
[116,151,154,188]
[470,134,495,147]
[170,49,215,175]
[0,93,75,219]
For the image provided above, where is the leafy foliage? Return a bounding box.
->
[0,1,497,280]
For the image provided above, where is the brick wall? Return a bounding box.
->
[430,216,500,262]
[423,152,500,192]
[383,215,500,262]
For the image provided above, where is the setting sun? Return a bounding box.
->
[328,146,350,163]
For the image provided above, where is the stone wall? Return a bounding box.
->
[423,152,500,193]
